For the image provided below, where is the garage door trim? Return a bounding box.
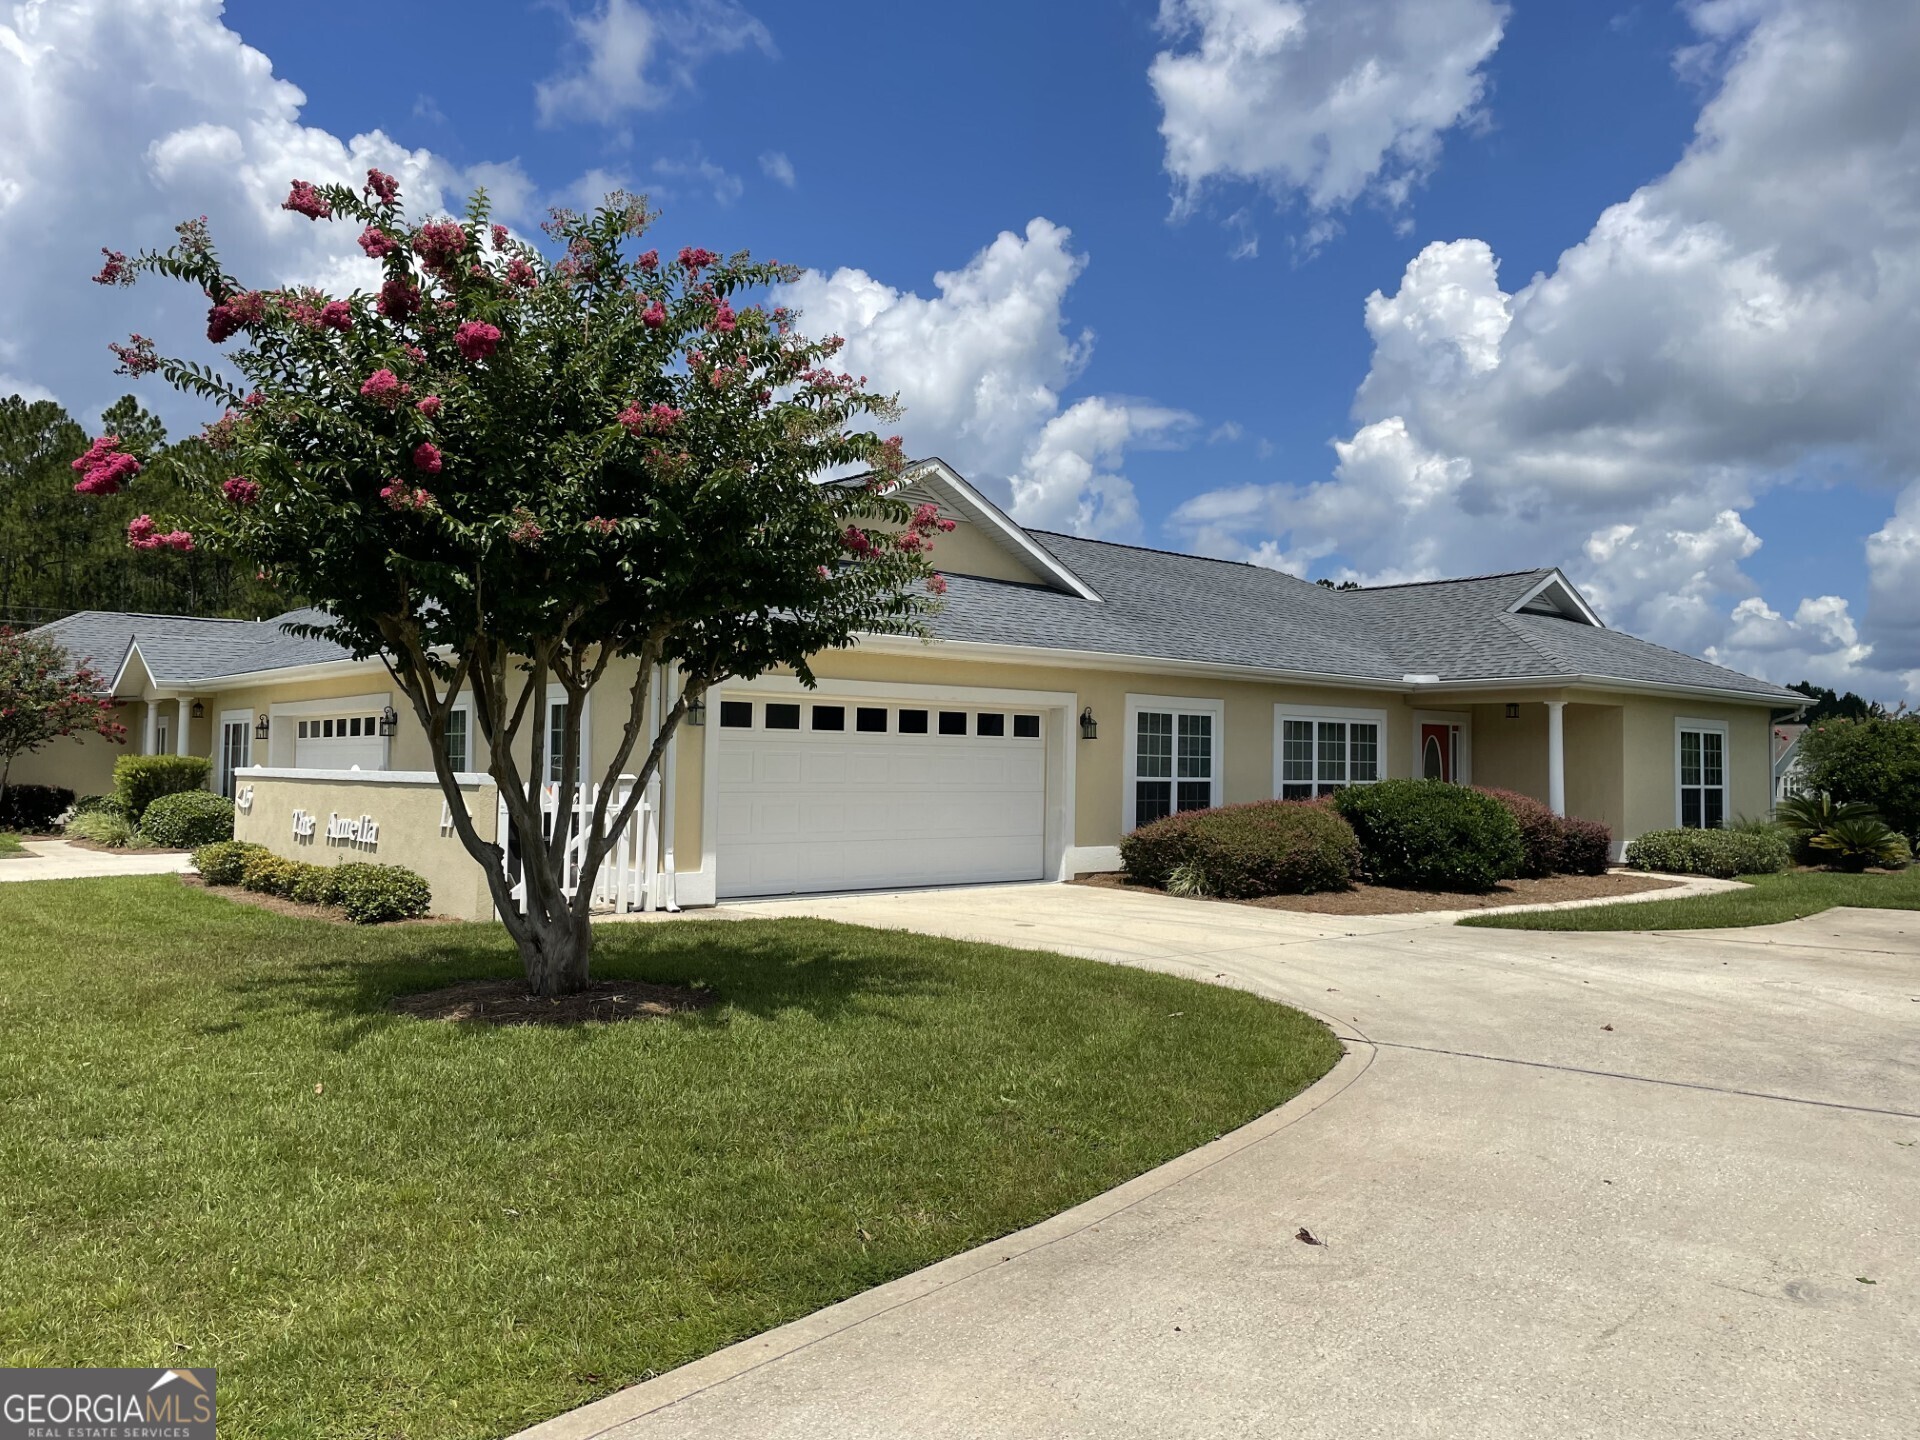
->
[266,690,394,771]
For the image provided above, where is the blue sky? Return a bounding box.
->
[4,0,1918,700]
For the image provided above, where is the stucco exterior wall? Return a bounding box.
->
[5,702,138,798]
[1619,695,1771,838]
[233,771,499,920]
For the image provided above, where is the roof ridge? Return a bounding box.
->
[1025,530,1306,578]
[1506,611,1799,696]
[1349,569,1550,592]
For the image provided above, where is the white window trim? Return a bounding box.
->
[545,683,591,785]
[1675,716,1731,829]
[216,708,253,797]
[443,693,476,774]
[1273,703,1389,799]
[1123,693,1224,832]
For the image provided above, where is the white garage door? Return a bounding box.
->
[292,710,387,771]
[716,696,1047,898]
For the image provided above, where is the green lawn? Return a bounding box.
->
[0,877,1337,1439]
[0,832,26,857]
[1461,865,1920,931]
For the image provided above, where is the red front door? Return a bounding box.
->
[1421,723,1456,782]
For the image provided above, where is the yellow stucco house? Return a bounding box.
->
[19,461,1800,916]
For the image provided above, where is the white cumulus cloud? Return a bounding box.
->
[1150,0,1508,223]
[535,0,772,127]
[1169,0,1920,699]
[777,220,1192,539]
[0,0,530,431]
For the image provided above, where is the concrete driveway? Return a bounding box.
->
[0,837,193,882]
[533,884,1920,1440]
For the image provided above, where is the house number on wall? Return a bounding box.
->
[236,784,254,813]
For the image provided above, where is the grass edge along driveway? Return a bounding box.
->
[1461,866,1920,931]
[0,875,1339,1440]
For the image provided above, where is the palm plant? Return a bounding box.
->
[1808,814,1912,872]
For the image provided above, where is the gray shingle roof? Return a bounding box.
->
[32,608,351,688]
[33,534,1798,704]
[922,532,1799,702]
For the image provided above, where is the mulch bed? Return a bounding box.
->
[178,874,454,926]
[1072,869,1683,915]
[391,977,714,1027]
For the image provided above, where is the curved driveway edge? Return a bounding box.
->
[525,884,1918,1440]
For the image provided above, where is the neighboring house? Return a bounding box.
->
[1774,723,1810,806]
[18,459,1800,909]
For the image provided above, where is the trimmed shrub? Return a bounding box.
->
[333,862,432,924]
[65,809,140,848]
[1623,827,1792,878]
[138,790,235,849]
[1121,800,1360,898]
[240,850,302,896]
[111,754,212,821]
[70,793,128,820]
[1475,787,1560,877]
[0,783,75,832]
[193,840,267,885]
[1555,817,1613,876]
[1334,779,1526,891]
[289,863,347,907]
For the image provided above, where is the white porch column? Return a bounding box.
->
[173,698,189,756]
[142,699,159,755]
[1545,700,1566,817]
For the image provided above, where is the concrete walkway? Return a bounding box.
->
[529,881,1920,1440]
[0,837,192,882]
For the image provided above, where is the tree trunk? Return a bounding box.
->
[516,905,594,997]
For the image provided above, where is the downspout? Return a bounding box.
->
[658,661,680,911]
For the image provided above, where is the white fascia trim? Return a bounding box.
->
[1509,569,1605,627]
[850,633,1790,708]
[245,766,494,786]
[909,458,1102,602]
[715,673,1078,709]
[268,690,392,719]
[191,656,378,688]
[109,640,150,696]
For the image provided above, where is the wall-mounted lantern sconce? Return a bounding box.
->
[189,699,205,720]
[1079,706,1098,741]
[1505,703,1520,720]
[254,713,271,741]
[378,705,400,738]
[686,695,707,726]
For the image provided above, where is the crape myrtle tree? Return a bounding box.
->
[88,173,950,995]
[0,628,126,814]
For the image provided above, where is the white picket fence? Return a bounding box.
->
[497,776,657,915]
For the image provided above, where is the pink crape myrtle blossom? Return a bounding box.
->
[222,476,260,506]
[92,249,131,286]
[413,442,443,474]
[508,508,544,546]
[380,482,434,512]
[586,516,619,536]
[926,573,948,596]
[678,246,717,274]
[71,436,140,496]
[637,249,659,271]
[455,321,501,360]
[709,299,737,334]
[415,220,467,272]
[416,394,443,418]
[366,168,400,205]
[281,180,330,220]
[505,256,537,289]
[491,224,511,250]
[358,226,396,259]
[617,402,682,436]
[108,334,159,377]
[359,369,409,406]
[319,300,353,332]
[206,290,266,343]
[641,302,666,328]
[378,278,420,319]
[127,514,194,552]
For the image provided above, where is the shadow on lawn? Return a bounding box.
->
[216,909,956,1048]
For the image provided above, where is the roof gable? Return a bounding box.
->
[897,459,1101,600]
